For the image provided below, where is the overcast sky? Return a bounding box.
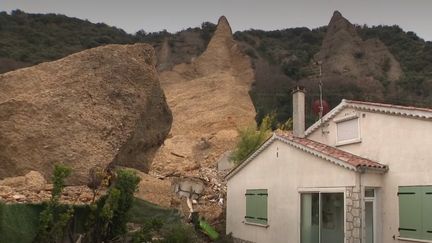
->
[2,0,432,41]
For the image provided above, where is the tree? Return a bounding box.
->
[201,21,217,43]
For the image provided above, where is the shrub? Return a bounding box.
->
[35,164,73,243]
[85,168,141,242]
[87,167,107,203]
[278,117,293,131]
[230,115,273,165]
[200,21,216,44]
[244,47,257,58]
[230,127,268,165]
[132,218,163,243]
[110,169,141,236]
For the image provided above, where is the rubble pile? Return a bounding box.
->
[0,171,103,204]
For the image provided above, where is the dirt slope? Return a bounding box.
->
[150,16,256,176]
[135,17,255,226]
[0,44,172,184]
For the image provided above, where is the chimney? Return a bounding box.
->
[292,86,306,138]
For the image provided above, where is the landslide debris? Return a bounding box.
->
[151,16,256,176]
[137,16,256,225]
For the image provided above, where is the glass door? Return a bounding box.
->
[365,188,376,243]
[301,193,319,243]
[301,192,344,243]
[320,193,344,243]
[365,201,374,243]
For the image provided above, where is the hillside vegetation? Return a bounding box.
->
[357,25,432,97]
[0,10,215,73]
[1,10,431,125]
[234,16,432,125]
[0,10,133,66]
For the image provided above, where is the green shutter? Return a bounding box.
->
[245,190,255,223]
[256,189,268,224]
[399,187,422,239]
[422,187,432,240]
[245,189,268,225]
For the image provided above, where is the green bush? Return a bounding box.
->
[110,169,141,237]
[200,21,216,44]
[230,115,274,165]
[35,164,73,243]
[85,168,141,242]
[132,218,163,243]
[229,127,270,165]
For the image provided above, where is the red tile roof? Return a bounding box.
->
[275,131,387,170]
[225,130,388,180]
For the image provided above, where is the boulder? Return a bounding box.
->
[0,43,172,184]
[0,171,46,191]
[24,171,47,191]
[0,185,12,197]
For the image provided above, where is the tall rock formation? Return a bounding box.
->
[0,44,172,184]
[314,11,402,97]
[151,16,256,176]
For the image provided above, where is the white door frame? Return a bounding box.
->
[365,189,377,243]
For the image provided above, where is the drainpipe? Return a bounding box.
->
[357,167,366,243]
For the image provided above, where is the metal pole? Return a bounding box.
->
[319,62,323,120]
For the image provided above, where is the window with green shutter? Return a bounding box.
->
[245,189,268,225]
[398,186,432,240]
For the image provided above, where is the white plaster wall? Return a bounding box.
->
[226,140,357,243]
[362,172,383,187]
[307,108,432,243]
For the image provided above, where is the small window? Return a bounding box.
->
[336,116,361,145]
[365,188,375,198]
[398,186,432,240]
[245,189,268,225]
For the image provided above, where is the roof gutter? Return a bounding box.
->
[357,165,388,174]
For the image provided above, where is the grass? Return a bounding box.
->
[129,198,181,225]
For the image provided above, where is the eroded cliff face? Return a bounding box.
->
[313,11,403,97]
[150,16,256,176]
[0,43,172,184]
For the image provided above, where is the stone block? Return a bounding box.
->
[347,213,353,222]
[353,228,360,238]
[354,217,361,227]
[353,199,360,208]
[353,192,360,200]
[352,208,360,217]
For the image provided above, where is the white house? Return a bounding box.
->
[225,87,432,243]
